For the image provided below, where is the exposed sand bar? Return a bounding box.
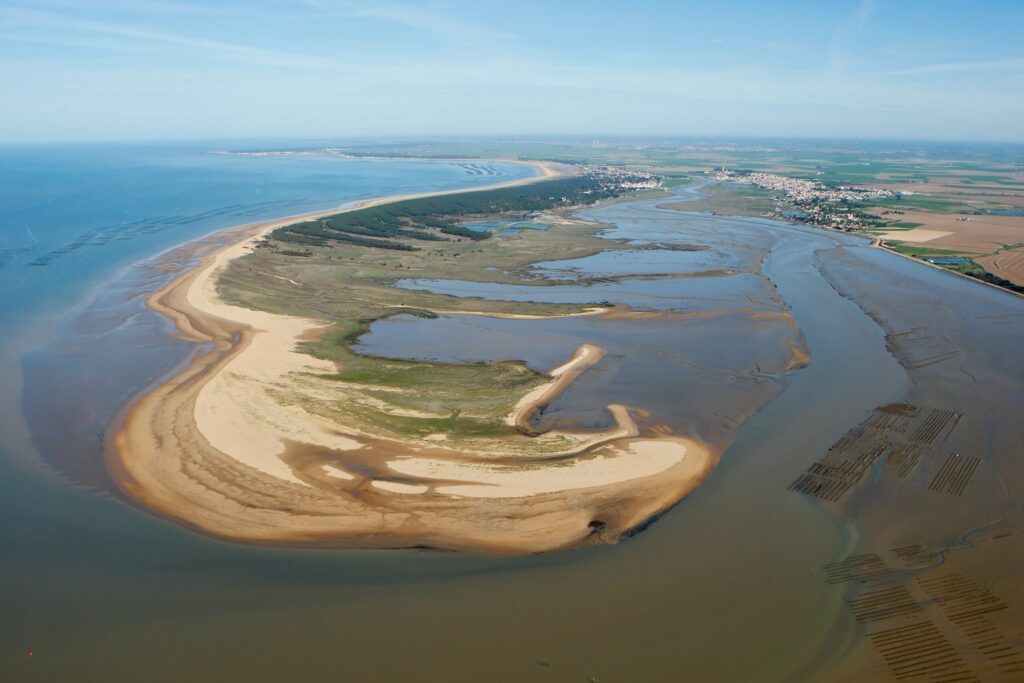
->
[507,343,605,431]
[109,161,719,554]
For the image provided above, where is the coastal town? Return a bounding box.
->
[711,168,895,204]
[710,168,897,230]
[583,165,662,193]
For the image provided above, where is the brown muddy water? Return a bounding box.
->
[7,187,1022,682]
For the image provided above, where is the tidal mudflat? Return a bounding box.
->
[98,167,792,553]
[12,172,1024,680]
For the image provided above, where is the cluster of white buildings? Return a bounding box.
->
[711,169,895,205]
[583,166,661,192]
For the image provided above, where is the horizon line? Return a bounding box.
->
[3,133,1024,147]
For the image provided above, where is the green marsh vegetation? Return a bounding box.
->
[296,331,534,439]
[885,243,976,258]
[215,177,654,438]
[661,182,779,217]
[884,221,924,229]
[882,242,1024,293]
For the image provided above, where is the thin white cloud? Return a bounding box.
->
[885,58,1024,76]
[828,0,877,73]
[304,0,518,47]
[16,0,233,15]
[3,1,1020,138]
[0,6,336,68]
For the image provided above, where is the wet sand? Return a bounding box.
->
[108,168,719,554]
[804,243,1024,680]
[506,343,604,431]
[18,179,1022,680]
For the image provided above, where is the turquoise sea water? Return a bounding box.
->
[0,144,532,484]
[0,143,530,328]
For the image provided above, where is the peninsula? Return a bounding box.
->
[109,162,722,553]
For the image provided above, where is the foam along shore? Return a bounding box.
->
[109,162,719,554]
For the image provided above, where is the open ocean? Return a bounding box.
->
[0,143,531,327]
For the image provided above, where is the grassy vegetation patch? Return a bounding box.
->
[876,196,962,213]
[660,176,697,188]
[661,182,778,217]
[344,403,515,438]
[886,243,973,258]
[300,326,547,418]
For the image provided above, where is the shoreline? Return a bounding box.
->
[873,239,1024,300]
[108,160,719,554]
[681,178,1024,299]
[506,343,605,432]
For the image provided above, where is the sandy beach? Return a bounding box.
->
[108,162,718,553]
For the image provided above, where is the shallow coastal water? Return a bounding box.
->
[353,305,799,440]
[4,156,1021,681]
[532,247,733,278]
[5,145,532,486]
[397,272,775,311]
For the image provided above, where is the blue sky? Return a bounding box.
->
[2,0,1023,142]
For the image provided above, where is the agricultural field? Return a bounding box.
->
[308,139,1024,288]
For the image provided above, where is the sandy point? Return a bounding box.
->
[108,161,720,554]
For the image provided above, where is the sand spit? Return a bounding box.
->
[506,343,605,431]
[109,164,718,554]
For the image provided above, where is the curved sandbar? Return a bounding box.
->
[109,163,718,554]
[506,343,605,432]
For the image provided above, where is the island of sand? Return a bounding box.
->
[109,163,725,553]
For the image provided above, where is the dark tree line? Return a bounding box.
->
[270,174,629,250]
